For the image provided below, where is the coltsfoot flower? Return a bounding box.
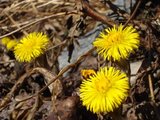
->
[80,66,129,113]
[6,40,18,50]
[81,69,96,79]
[14,32,49,62]
[1,37,11,45]
[1,37,18,50]
[93,24,139,61]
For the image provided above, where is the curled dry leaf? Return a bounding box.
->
[32,67,63,98]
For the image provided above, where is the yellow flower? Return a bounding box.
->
[81,69,96,79]
[93,24,139,61]
[6,40,18,50]
[14,32,49,62]
[80,66,129,113]
[1,37,11,45]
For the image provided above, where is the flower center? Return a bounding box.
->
[95,79,111,93]
[108,32,124,44]
[25,40,37,50]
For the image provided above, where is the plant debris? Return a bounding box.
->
[0,0,160,120]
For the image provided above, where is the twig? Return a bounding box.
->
[4,12,28,35]
[26,92,40,119]
[148,74,155,102]
[124,0,142,26]
[1,20,31,29]
[16,47,95,102]
[81,0,116,27]
[0,11,77,39]
[47,41,66,51]
[148,74,160,120]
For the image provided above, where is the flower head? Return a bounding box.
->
[81,69,96,79]
[1,37,11,45]
[93,24,139,61]
[14,32,49,62]
[1,37,18,50]
[80,66,129,113]
[6,40,18,50]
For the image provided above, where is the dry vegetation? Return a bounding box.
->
[0,0,160,120]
